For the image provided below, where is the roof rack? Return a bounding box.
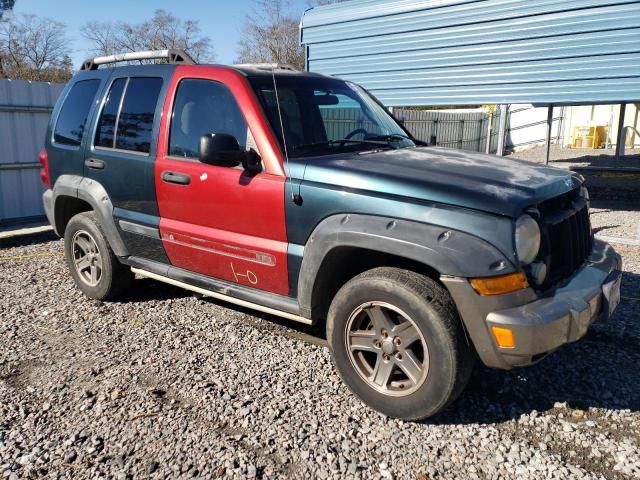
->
[80,49,195,71]
[233,63,300,72]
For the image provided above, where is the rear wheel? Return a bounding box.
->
[327,267,473,420]
[64,212,134,300]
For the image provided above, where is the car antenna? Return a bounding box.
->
[271,66,302,205]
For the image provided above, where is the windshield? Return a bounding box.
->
[249,75,415,158]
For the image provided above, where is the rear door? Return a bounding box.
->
[155,66,290,296]
[84,66,172,262]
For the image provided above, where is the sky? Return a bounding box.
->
[12,0,312,68]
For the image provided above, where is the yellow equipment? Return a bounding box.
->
[572,125,607,149]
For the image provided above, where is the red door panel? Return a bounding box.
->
[157,162,289,295]
[155,65,289,295]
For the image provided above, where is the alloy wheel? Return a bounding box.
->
[71,230,103,287]
[345,301,429,396]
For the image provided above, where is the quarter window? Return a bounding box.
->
[95,78,126,148]
[54,79,100,146]
[169,79,248,159]
[94,77,163,154]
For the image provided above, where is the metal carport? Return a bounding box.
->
[300,0,640,161]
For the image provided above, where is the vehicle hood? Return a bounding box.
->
[297,147,583,217]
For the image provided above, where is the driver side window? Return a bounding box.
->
[317,92,383,141]
[169,79,249,160]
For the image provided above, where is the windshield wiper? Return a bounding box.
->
[366,133,413,142]
[292,139,394,151]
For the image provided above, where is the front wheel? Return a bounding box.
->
[327,267,473,420]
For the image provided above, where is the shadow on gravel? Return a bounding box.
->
[430,270,640,426]
[559,152,640,170]
[121,278,190,302]
[0,230,58,249]
[198,297,329,347]
[590,199,640,211]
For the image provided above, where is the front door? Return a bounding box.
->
[154,68,290,296]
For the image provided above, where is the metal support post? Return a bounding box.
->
[496,104,507,156]
[485,112,493,154]
[615,103,627,160]
[545,105,554,165]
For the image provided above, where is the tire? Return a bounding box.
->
[327,267,474,420]
[64,212,134,301]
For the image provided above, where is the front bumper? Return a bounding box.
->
[443,240,622,369]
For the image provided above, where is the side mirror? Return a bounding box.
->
[199,133,243,167]
[242,149,262,174]
[199,133,263,173]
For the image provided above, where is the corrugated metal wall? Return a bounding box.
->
[300,0,640,106]
[0,79,63,225]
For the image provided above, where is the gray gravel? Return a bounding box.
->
[508,145,640,169]
[591,204,640,242]
[1,211,640,479]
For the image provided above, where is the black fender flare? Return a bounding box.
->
[51,175,129,257]
[296,213,516,315]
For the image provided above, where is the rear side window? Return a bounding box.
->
[116,78,163,153]
[54,79,100,146]
[94,77,163,154]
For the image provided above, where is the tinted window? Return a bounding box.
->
[54,79,100,146]
[95,78,126,148]
[115,77,163,153]
[169,79,248,159]
[250,76,414,158]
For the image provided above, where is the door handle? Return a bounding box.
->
[85,158,105,170]
[161,170,191,185]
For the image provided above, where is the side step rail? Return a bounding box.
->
[127,257,311,325]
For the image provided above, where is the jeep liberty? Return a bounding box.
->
[40,50,622,420]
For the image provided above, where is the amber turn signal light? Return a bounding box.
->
[491,326,515,348]
[470,272,528,296]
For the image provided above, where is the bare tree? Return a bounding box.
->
[0,13,72,82]
[236,0,349,70]
[82,10,215,64]
[236,0,305,69]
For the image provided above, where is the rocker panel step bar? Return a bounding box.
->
[127,256,311,325]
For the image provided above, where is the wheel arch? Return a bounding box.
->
[53,195,92,237]
[296,213,515,323]
[309,245,443,324]
[51,175,129,257]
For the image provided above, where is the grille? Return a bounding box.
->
[537,189,592,288]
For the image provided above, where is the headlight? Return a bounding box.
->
[515,214,541,265]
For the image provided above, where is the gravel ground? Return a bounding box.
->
[508,145,640,169]
[1,212,640,479]
[590,203,640,242]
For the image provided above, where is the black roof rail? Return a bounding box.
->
[80,49,195,71]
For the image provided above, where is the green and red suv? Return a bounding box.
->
[40,50,622,420]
